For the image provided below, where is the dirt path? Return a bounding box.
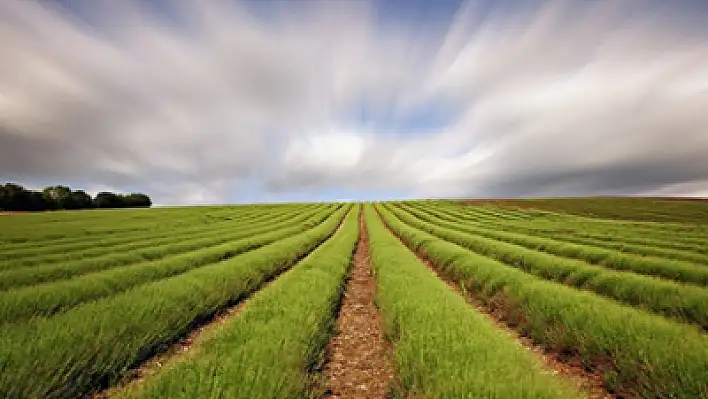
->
[322,212,396,398]
[375,207,614,399]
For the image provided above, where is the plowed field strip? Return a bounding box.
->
[322,211,396,398]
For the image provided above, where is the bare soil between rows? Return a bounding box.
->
[375,207,614,399]
[322,213,396,398]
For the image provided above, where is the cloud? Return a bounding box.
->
[1,0,707,204]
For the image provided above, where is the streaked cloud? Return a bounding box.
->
[1,0,706,204]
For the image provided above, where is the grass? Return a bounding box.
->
[2,197,706,398]
[0,206,338,324]
[0,203,313,244]
[441,202,708,250]
[0,206,333,290]
[460,197,708,223]
[0,204,320,262]
[519,230,708,265]
[366,204,583,399]
[0,205,349,398]
[377,203,708,398]
[127,206,361,398]
[405,203,708,286]
[0,205,326,270]
[390,203,708,329]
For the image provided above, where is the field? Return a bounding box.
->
[0,198,707,398]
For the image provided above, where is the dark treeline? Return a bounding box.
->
[0,183,152,212]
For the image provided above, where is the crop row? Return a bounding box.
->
[0,206,340,324]
[128,205,361,398]
[0,206,334,291]
[442,199,708,235]
[0,205,350,398]
[437,203,708,259]
[0,204,322,262]
[522,229,708,265]
[377,203,708,398]
[391,203,708,329]
[0,204,327,269]
[430,204,708,264]
[433,202,708,243]
[403,203,708,286]
[365,205,582,398]
[0,204,309,244]
[489,220,708,256]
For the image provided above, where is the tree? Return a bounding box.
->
[93,192,124,208]
[1,182,152,211]
[42,185,72,209]
[0,184,9,210]
[26,191,50,211]
[67,190,93,209]
[0,183,32,211]
[122,193,152,208]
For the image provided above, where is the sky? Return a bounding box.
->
[1,0,707,205]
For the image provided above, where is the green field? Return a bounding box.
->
[0,198,707,398]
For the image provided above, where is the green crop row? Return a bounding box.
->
[0,206,333,291]
[0,205,350,398]
[433,202,708,244]
[366,205,582,398]
[527,231,708,266]
[0,207,338,324]
[377,204,708,398]
[0,204,319,262]
[0,205,325,269]
[128,206,361,398]
[438,203,708,257]
[0,203,316,249]
[498,223,708,256]
[504,215,708,241]
[445,198,708,231]
[0,210,210,244]
[390,204,708,329]
[405,203,708,286]
[0,204,297,244]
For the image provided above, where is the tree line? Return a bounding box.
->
[0,183,152,212]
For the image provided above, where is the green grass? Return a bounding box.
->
[0,203,312,244]
[391,203,708,329]
[405,203,708,286]
[366,204,583,399]
[0,207,334,291]
[0,207,338,324]
[0,205,326,270]
[1,198,705,398]
[430,203,708,261]
[128,206,361,398]
[377,203,708,398]
[422,201,708,256]
[0,205,350,398]
[458,197,708,223]
[0,204,319,262]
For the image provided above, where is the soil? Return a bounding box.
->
[322,213,397,399]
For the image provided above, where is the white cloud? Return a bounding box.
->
[1,0,707,204]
